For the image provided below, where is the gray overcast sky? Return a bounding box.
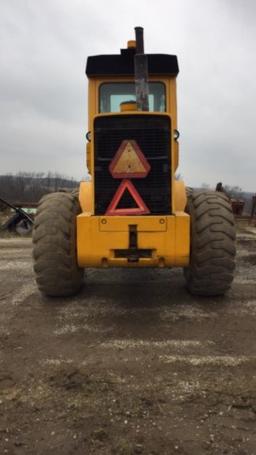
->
[0,0,255,190]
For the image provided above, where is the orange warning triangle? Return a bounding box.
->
[106,179,150,215]
[109,140,151,179]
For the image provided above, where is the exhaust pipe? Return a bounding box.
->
[134,27,149,111]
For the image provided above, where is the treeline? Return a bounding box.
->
[0,172,79,203]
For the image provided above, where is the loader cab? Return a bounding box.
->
[85,39,180,216]
[86,44,179,121]
[86,41,179,180]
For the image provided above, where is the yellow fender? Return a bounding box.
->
[79,180,93,214]
[173,179,187,212]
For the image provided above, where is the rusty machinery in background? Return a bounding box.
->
[0,197,34,235]
[216,182,245,217]
[231,199,245,216]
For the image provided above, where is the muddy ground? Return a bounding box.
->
[0,227,256,455]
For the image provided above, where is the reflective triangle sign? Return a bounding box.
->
[105,179,150,216]
[109,140,151,179]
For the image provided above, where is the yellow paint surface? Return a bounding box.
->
[77,213,190,268]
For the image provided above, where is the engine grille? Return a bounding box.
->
[94,115,171,215]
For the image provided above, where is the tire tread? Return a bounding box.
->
[33,192,83,297]
[184,190,236,296]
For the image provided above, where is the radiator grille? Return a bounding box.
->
[94,115,171,215]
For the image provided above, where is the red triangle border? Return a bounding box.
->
[105,179,150,216]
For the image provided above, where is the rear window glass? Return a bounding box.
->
[99,82,166,113]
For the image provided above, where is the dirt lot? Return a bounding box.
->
[0,227,256,455]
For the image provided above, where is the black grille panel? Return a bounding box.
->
[94,115,171,215]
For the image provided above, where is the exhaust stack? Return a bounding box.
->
[134,27,149,111]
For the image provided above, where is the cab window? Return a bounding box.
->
[99,82,166,113]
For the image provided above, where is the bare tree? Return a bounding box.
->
[0,172,79,203]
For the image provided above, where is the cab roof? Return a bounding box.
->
[86,47,179,78]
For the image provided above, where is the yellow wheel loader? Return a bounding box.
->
[33,27,236,297]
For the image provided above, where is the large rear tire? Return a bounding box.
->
[184,191,236,296]
[33,192,83,297]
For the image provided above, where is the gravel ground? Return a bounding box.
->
[0,227,256,455]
